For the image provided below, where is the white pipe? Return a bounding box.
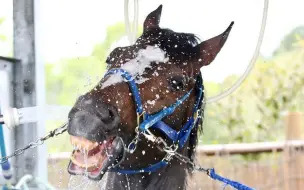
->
[0,105,72,129]
[2,107,20,130]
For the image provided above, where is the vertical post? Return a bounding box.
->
[34,0,48,183]
[284,112,304,190]
[13,0,47,184]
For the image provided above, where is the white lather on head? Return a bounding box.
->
[101,46,169,89]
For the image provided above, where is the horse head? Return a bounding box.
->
[67,5,233,183]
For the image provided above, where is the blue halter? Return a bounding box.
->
[103,68,256,190]
[104,68,204,174]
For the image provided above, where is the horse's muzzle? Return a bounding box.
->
[67,102,120,142]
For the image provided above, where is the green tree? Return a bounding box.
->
[273,26,304,55]
[202,27,304,145]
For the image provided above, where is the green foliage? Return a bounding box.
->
[201,29,304,146]
[45,56,105,106]
[46,22,143,107]
[273,26,304,55]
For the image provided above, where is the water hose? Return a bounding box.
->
[206,0,269,103]
[124,0,269,103]
[0,106,13,190]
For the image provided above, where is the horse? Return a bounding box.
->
[67,5,233,190]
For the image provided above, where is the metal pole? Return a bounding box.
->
[13,0,47,184]
[34,0,48,183]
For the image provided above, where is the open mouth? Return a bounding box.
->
[68,136,124,181]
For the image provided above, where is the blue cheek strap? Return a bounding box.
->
[105,68,204,174]
[104,67,255,190]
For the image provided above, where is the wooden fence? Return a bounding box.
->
[47,112,304,190]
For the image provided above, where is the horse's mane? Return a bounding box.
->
[187,73,205,173]
[137,27,201,62]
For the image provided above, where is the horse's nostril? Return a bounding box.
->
[109,110,114,120]
[103,109,116,124]
[98,104,119,126]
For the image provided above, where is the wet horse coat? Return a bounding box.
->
[67,5,233,190]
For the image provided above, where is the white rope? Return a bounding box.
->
[124,0,139,44]
[206,0,269,103]
[124,0,132,43]
[133,0,139,43]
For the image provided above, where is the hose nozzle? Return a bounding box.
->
[0,107,20,129]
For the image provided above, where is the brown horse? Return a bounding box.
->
[67,5,233,190]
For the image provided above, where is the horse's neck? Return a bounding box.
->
[103,159,188,190]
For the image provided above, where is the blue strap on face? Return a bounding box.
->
[139,90,192,131]
[104,69,144,114]
[113,160,168,175]
[103,66,255,190]
[104,68,203,175]
[150,121,179,143]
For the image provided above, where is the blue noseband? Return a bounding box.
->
[104,68,204,174]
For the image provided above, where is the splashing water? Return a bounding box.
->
[67,170,108,190]
[84,150,89,177]
[68,175,98,190]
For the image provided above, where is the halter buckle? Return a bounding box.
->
[137,112,145,126]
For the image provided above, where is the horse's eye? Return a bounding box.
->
[168,76,185,91]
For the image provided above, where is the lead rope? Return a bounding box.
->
[174,152,254,190]
[206,0,269,103]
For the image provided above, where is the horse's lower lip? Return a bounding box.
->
[70,139,112,170]
[67,136,124,181]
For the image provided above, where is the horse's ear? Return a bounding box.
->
[191,22,234,75]
[143,5,162,32]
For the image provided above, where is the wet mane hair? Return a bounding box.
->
[136,27,201,62]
